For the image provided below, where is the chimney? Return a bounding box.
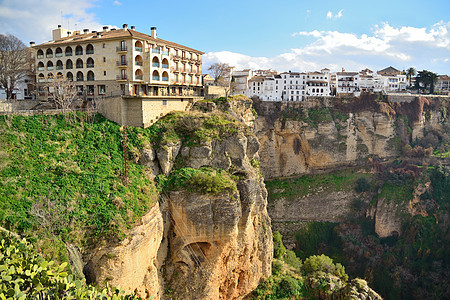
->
[103,26,109,32]
[58,24,61,28]
[151,27,157,38]
[131,26,135,30]
[29,41,35,47]
[123,24,128,30]
[83,29,89,34]
[96,32,102,38]
[68,31,72,35]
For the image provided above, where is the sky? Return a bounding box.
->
[0,0,449,74]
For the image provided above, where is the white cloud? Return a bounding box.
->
[326,9,343,20]
[204,22,450,74]
[0,0,108,44]
[113,1,122,5]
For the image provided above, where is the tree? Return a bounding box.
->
[45,74,77,111]
[0,34,32,100]
[208,62,230,83]
[406,67,416,87]
[415,70,438,94]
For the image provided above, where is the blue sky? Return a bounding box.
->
[0,0,449,74]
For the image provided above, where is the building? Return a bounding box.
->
[336,71,359,95]
[31,24,204,127]
[376,66,407,92]
[436,75,450,93]
[231,69,253,95]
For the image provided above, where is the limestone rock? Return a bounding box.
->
[373,197,403,238]
[156,141,182,175]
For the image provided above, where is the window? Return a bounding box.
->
[103,57,106,62]
[98,85,106,95]
[103,43,106,48]
[162,100,167,105]
[104,71,106,76]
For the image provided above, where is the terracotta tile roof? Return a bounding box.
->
[35,29,204,54]
[336,72,358,76]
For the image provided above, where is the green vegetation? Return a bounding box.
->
[303,254,348,282]
[265,170,372,202]
[0,113,156,257]
[354,177,371,193]
[156,167,237,195]
[0,233,141,299]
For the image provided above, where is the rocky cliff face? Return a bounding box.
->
[84,101,272,299]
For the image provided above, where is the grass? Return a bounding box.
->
[0,113,157,255]
[265,170,372,202]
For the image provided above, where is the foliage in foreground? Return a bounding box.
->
[0,233,141,299]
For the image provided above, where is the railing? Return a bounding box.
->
[37,67,45,71]
[38,78,45,83]
[135,61,143,66]
[55,53,63,57]
[135,75,143,80]
[86,50,94,54]
[47,66,54,71]
[152,48,160,54]
[135,47,142,52]
[116,46,127,52]
[56,66,63,70]
[162,77,169,81]
[87,77,95,81]
[162,51,169,56]
[152,76,160,81]
[76,64,83,69]
[162,64,169,69]
[152,62,160,67]
[116,61,128,66]
[76,77,84,81]
[65,52,72,56]
[66,65,73,69]
[116,74,128,80]
[46,54,53,58]
[87,64,94,68]
[37,55,44,59]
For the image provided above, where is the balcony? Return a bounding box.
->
[76,65,83,69]
[37,67,45,71]
[46,54,53,58]
[162,50,169,56]
[86,50,94,55]
[152,62,160,67]
[55,53,63,57]
[116,61,128,66]
[135,75,143,80]
[87,77,95,81]
[65,52,72,56]
[152,48,160,54]
[56,66,63,70]
[87,64,94,68]
[162,64,169,69]
[135,61,143,66]
[66,65,73,69]
[47,66,54,71]
[116,74,128,80]
[135,47,142,52]
[162,77,169,82]
[75,52,83,56]
[116,46,127,52]
[152,76,160,81]
[37,55,44,59]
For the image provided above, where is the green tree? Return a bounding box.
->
[406,67,416,87]
[415,70,438,94]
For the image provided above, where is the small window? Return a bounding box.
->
[103,43,106,48]
[104,71,106,76]
[98,85,106,94]
[103,57,106,62]
[162,100,167,105]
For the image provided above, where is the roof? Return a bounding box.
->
[34,28,204,54]
[336,72,358,76]
[377,66,401,75]
[248,76,265,82]
[438,75,450,81]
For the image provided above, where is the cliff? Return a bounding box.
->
[84,101,272,299]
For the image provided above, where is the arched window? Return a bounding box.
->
[152,57,159,67]
[38,73,45,82]
[37,49,44,59]
[135,69,143,80]
[76,58,83,69]
[162,58,169,69]
[76,71,84,81]
[66,59,73,69]
[56,60,63,70]
[86,44,94,54]
[162,71,169,82]
[46,48,53,58]
[55,47,63,57]
[66,72,73,81]
[37,62,44,71]
[47,73,54,81]
[86,57,94,68]
[87,70,95,81]
[152,70,159,81]
[135,41,143,52]
[57,72,63,78]
[75,45,83,55]
[135,55,142,66]
[65,46,72,56]
[46,61,54,71]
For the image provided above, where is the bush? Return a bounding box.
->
[302,254,348,282]
[277,276,302,298]
[355,177,371,193]
[273,231,286,259]
[283,250,302,271]
[272,260,283,275]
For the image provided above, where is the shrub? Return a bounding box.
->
[355,177,371,193]
[272,260,283,275]
[302,254,348,282]
[277,275,302,298]
[273,231,286,259]
[283,250,302,271]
